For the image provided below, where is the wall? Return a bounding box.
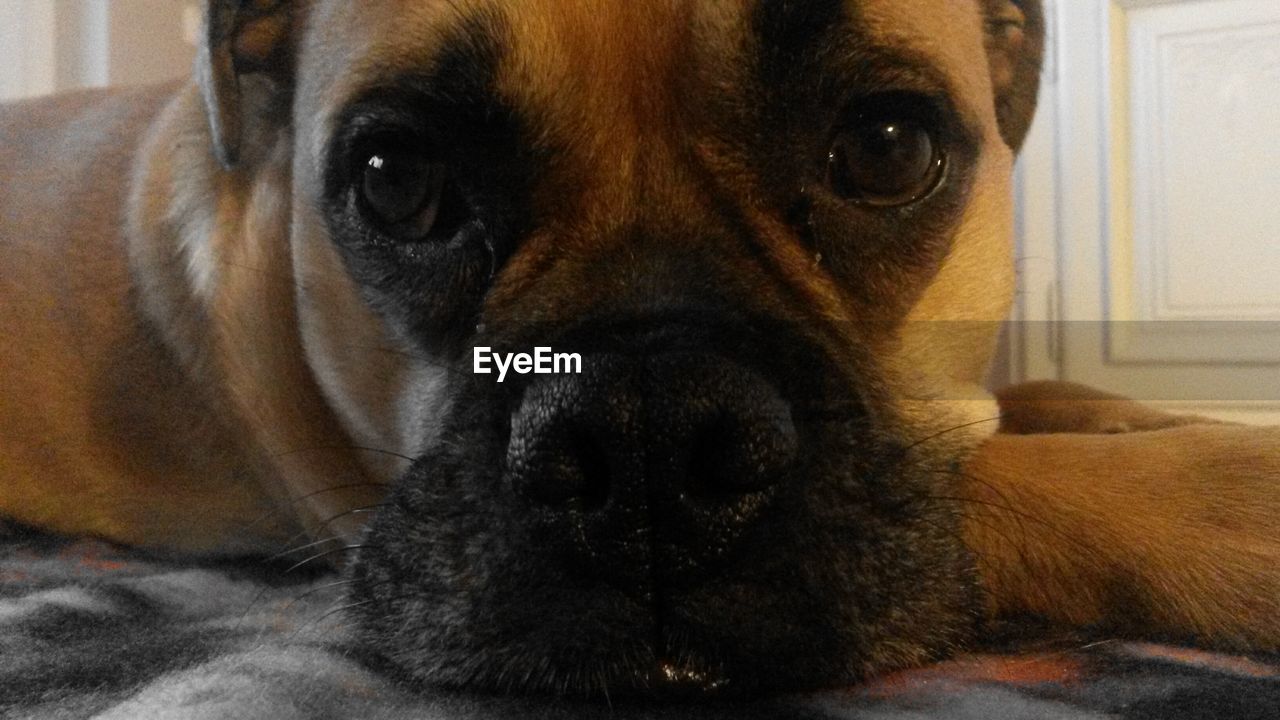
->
[0,0,196,101]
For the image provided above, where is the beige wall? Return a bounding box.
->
[57,0,197,90]
[0,0,195,100]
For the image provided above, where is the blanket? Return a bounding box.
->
[3,528,1278,720]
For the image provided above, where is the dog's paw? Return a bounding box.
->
[994,381,1224,435]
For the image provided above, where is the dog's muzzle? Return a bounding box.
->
[505,351,797,591]
[352,314,977,695]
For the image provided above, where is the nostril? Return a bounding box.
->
[515,423,613,512]
[567,429,612,511]
[686,405,797,499]
[686,423,739,499]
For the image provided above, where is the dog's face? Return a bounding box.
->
[211,0,1042,697]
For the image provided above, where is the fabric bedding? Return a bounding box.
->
[2,528,1278,720]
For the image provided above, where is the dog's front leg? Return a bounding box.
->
[961,414,1280,650]
[993,380,1226,435]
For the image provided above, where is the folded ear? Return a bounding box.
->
[982,0,1045,152]
[198,0,295,168]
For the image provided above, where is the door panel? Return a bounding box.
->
[1113,0,1280,364]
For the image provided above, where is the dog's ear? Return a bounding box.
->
[982,0,1045,152]
[198,0,295,168]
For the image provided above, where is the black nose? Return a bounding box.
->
[506,352,797,588]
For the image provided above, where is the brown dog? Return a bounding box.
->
[0,0,1276,696]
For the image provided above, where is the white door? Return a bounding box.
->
[1013,0,1280,424]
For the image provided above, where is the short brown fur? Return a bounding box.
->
[0,0,1276,686]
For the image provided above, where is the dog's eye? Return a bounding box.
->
[357,138,454,240]
[827,116,945,206]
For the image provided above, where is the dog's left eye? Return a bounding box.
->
[356,137,466,241]
[827,112,946,207]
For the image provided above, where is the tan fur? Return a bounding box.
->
[964,418,1280,649]
[868,0,1021,452]
[963,380,1279,648]
[0,0,1276,658]
[125,83,391,546]
[0,88,295,552]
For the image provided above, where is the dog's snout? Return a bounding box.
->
[510,365,792,509]
[505,352,796,588]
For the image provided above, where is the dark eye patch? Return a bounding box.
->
[316,12,537,354]
[753,0,849,88]
[741,3,985,317]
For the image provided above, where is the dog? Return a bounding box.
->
[1,0,1276,698]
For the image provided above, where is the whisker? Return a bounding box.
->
[288,600,372,640]
[278,579,358,615]
[285,544,371,575]
[265,535,346,565]
[234,547,352,631]
[272,445,416,463]
[233,585,276,632]
[921,469,1108,560]
[236,480,392,540]
[922,494,1041,532]
[917,465,1025,524]
[239,579,364,635]
[288,591,418,641]
[897,415,1007,457]
[313,504,390,536]
[902,494,1052,594]
[944,510,1030,560]
[271,503,392,563]
[285,481,393,507]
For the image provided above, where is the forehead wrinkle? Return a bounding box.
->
[299,0,500,175]
[854,0,997,129]
[497,0,698,197]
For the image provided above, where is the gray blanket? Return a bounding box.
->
[3,528,1278,719]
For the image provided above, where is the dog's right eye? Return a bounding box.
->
[356,136,466,242]
[363,150,443,227]
[827,118,944,207]
[826,93,951,208]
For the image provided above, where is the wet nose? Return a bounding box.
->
[505,352,797,588]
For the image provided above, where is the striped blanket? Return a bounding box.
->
[2,528,1277,720]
